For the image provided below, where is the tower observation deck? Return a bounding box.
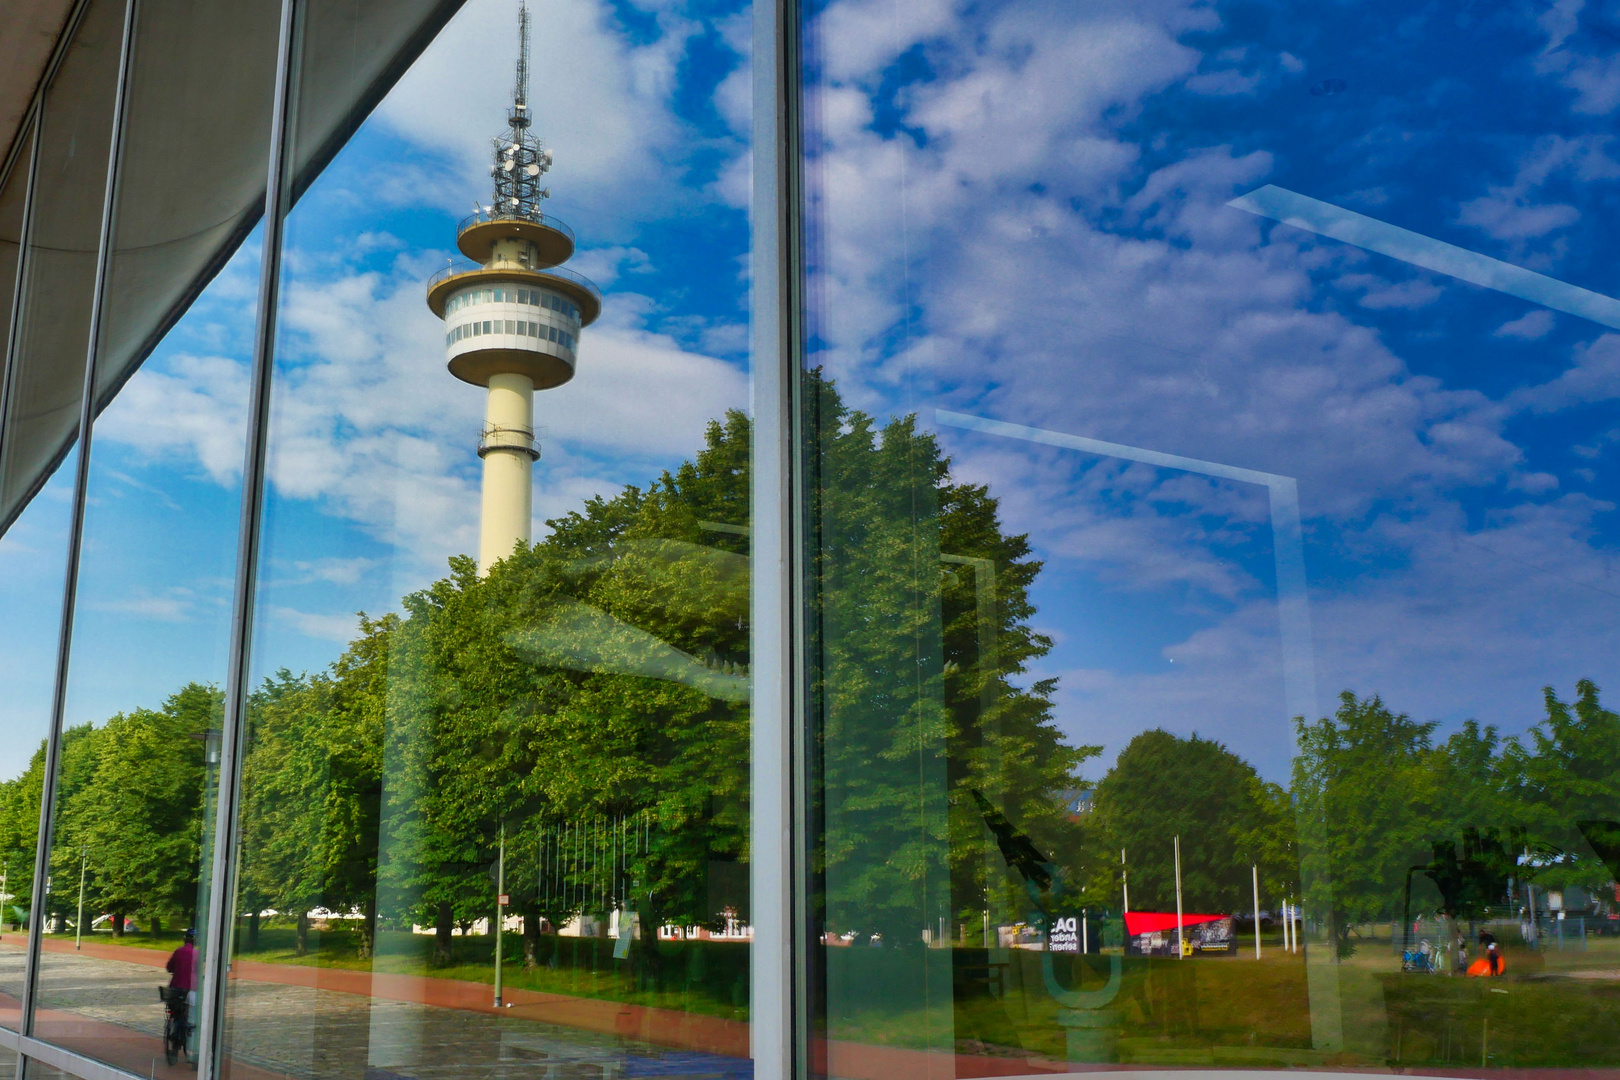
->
[426,1,601,572]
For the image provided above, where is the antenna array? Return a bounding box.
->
[491,0,551,220]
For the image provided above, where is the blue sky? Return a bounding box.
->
[802,0,1620,779]
[6,0,1620,790]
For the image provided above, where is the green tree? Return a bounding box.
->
[1502,680,1620,894]
[1293,692,1437,956]
[1090,729,1291,915]
[52,684,217,935]
[802,370,1089,942]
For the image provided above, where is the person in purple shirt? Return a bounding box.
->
[164,928,197,1059]
[166,928,197,991]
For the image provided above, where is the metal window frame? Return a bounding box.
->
[749,0,804,1065]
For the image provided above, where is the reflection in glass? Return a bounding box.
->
[0,119,35,1035]
[219,0,754,1077]
[0,0,126,1042]
[803,0,1620,1073]
[0,462,78,1034]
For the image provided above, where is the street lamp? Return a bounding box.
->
[494,821,508,1008]
[75,847,88,950]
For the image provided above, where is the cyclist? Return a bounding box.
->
[163,929,197,1063]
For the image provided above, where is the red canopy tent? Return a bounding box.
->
[1124,912,1226,936]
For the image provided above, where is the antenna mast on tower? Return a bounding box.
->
[492,0,551,221]
[512,1,530,116]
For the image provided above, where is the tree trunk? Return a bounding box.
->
[247,910,260,951]
[295,910,310,956]
[434,901,454,965]
[111,911,124,938]
[523,901,540,969]
[360,898,377,960]
[150,916,163,938]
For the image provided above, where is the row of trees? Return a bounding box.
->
[0,684,216,935]
[0,373,1085,961]
[1067,683,1620,958]
[3,372,1617,966]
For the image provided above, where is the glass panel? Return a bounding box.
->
[0,132,38,1028]
[0,0,126,1039]
[0,460,77,1033]
[23,0,279,1067]
[219,0,755,1077]
[802,0,1620,1076]
[29,230,267,1071]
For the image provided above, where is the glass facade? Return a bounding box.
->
[4,0,1620,1079]
[801,0,1620,1074]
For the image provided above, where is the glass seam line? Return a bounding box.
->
[0,117,42,520]
[194,0,301,1073]
[17,0,141,1063]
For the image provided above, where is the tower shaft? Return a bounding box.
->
[479,372,536,572]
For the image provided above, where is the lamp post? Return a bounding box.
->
[1252,864,1261,959]
[494,821,507,1008]
[75,847,87,950]
[1120,849,1129,914]
[1173,835,1184,959]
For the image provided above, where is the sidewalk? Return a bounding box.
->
[6,937,1064,1079]
[21,935,753,1058]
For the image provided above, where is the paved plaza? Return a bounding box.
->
[2,943,751,1080]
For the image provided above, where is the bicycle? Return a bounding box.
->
[1401,937,1440,973]
[159,986,192,1066]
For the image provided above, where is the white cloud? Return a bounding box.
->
[1510,333,1620,414]
[1495,309,1556,340]
[1339,273,1443,311]
[715,64,751,137]
[87,591,197,622]
[94,353,251,484]
[277,557,381,587]
[1536,0,1620,115]
[270,606,362,643]
[568,245,652,287]
[1456,135,1620,244]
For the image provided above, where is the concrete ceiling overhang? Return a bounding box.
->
[0,0,77,177]
[0,0,470,534]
